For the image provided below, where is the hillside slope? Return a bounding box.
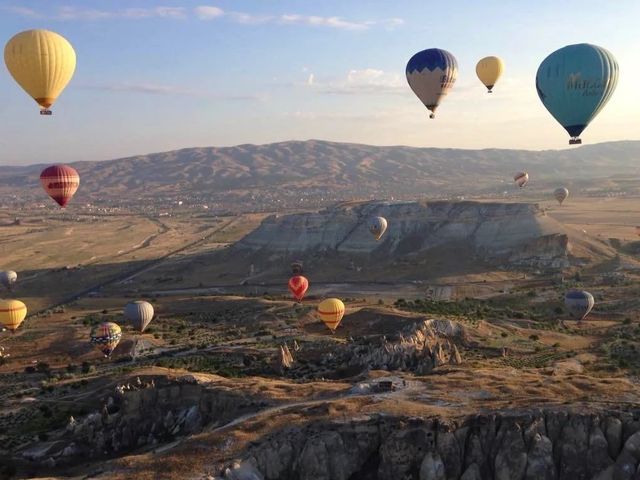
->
[1,140,640,210]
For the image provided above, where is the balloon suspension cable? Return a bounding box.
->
[40,109,52,116]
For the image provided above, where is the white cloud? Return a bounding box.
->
[228,12,273,24]
[5,4,403,30]
[2,6,40,17]
[78,82,260,101]
[194,6,224,20]
[279,14,366,30]
[194,5,402,30]
[5,5,186,21]
[310,68,405,95]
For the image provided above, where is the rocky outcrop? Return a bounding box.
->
[280,344,294,372]
[290,319,466,379]
[20,375,269,466]
[231,410,640,480]
[235,201,570,270]
[342,320,464,375]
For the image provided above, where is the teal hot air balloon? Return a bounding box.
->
[536,44,619,145]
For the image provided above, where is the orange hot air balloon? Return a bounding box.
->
[40,165,80,207]
[317,298,345,333]
[288,275,309,301]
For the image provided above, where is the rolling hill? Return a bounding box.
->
[1,140,640,210]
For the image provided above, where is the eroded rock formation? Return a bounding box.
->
[236,410,640,480]
[20,374,269,467]
[234,201,571,273]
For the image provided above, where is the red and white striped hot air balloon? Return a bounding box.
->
[39,165,80,207]
[288,275,309,302]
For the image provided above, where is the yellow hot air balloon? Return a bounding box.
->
[0,299,27,332]
[317,298,345,333]
[476,56,504,93]
[4,29,76,114]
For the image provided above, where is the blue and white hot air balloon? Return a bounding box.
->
[406,48,458,119]
[536,43,619,145]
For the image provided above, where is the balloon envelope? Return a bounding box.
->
[536,44,618,144]
[554,187,569,205]
[290,261,304,275]
[90,322,122,357]
[317,298,345,332]
[406,48,457,118]
[0,299,27,332]
[40,165,80,207]
[514,172,529,188]
[0,270,17,290]
[564,290,594,321]
[288,276,309,301]
[4,29,76,112]
[124,301,154,333]
[476,56,504,92]
[368,216,388,241]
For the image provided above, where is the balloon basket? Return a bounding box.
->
[569,138,582,145]
[40,110,52,116]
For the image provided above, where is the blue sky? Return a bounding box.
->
[1,0,639,165]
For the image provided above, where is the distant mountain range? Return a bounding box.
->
[1,140,640,208]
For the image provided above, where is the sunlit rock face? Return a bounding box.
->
[235,200,570,269]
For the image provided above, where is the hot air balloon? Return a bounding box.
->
[0,271,17,291]
[368,216,388,241]
[0,299,27,332]
[564,290,594,321]
[514,172,529,188]
[536,44,619,145]
[288,276,309,302]
[4,29,76,115]
[90,322,122,358]
[317,298,345,333]
[406,48,458,119]
[124,301,154,333]
[291,261,304,275]
[40,165,80,207]
[554,187,569,205]
[476,56,504,93]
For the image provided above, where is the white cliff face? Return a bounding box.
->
[235,201,569,267]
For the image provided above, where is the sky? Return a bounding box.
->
[1,0,639,165]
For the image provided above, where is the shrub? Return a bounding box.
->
[36,362,51,375]
[81,361,93,374]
